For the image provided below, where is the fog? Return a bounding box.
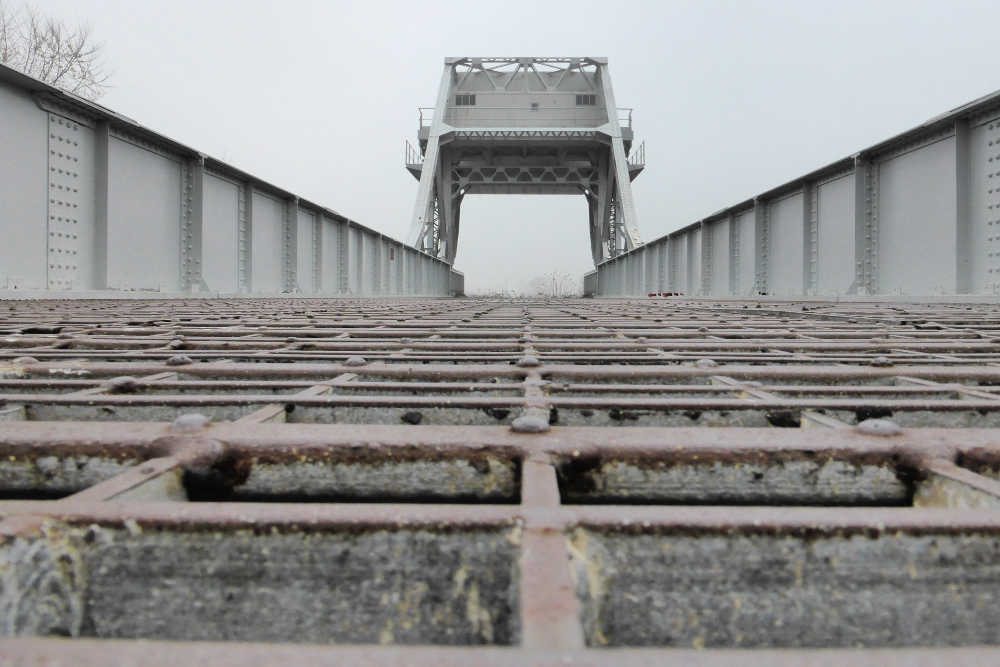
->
[30,0,1000,292]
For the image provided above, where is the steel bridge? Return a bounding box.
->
[6,56,1000,664]
[3,56,1000,299]
[406,57,644,265]
[591,87,1000,298]
[0,64,460,298]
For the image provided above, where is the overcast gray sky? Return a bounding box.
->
[29,0,1000,293]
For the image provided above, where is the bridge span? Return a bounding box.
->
[5,53,1000,661]
[0,64,460,297]
[591,86,1000,298]
[3,57,1000,299]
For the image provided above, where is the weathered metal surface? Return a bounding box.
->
[2,296,1000,663]
[593,85,1000,297]
[0,64,455,297]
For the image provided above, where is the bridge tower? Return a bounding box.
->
[405,57,645,265]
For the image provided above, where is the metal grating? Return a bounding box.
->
[4,297,1000,663]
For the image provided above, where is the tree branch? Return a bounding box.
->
[0,2,108,99]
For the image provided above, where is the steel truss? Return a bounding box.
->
[407,57,644,265]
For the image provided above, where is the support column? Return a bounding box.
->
[338,220,350,294]
[372,238,383,295]
[700,220,712,296]
[238,183,253,293]
[598,63,641,249]
[753,198,768,295]
[956,119,973,293]
[595,157,612,261]
[802,182,816,295]
[181,154,205,292]
[313,215,322,293]
[852,156,877,295]
[408,63,453,251]
[91,120,110,290]
[654,241,666,294]
[282,197,298,293]
[666,237,674,293]
[728,213,739,296]
[358,232,368,294]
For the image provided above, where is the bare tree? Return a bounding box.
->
[527,271,580,297]
[0,2,109,100]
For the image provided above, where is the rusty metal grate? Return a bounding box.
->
[3,297,1000,663]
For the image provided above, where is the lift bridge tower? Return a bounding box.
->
[405,57,645,265]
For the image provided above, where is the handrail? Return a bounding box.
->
[617,107,633,128]
[404,139,424,166]
[628,140,645,168]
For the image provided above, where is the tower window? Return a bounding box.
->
[576,94,597,106]
[455,94,476,106]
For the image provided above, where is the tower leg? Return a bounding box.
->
[587,192,603,265]
[609,136,641,252]
[409,138,441,250]
[448,194,463,264]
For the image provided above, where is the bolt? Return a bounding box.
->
[106,376,139,393]
[171,413,210,431]
[856,418,902,437]
[511,414,550,433]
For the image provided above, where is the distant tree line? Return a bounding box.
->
[526,271,580,297]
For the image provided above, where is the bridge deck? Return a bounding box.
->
[2,297,1000,662]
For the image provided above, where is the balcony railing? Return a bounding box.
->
[628,140,645,168]
[404,139,424,167]
[418,107,435,127]
[617,107,633,129]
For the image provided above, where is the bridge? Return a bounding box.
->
[591,87,1000,298]
[405,57,643,265]
[2,56,998,299]
[6,56,1000,664]
[0,64,459,297]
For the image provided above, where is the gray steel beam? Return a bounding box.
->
[338,220,349,294]
[598,65,641,250]
[700,221,712,296]
[729,214,739,296]
[283,197,298,293]
[753,199,768,295]
[92,120,110,290]
[408,64,452,251]
[373,238,383,295]
[802,182,816,295]
[181,155,205,292]
[313,215,323,294]
[853,157,877,295]
[238,183,253,293]
[956,119,972,293]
